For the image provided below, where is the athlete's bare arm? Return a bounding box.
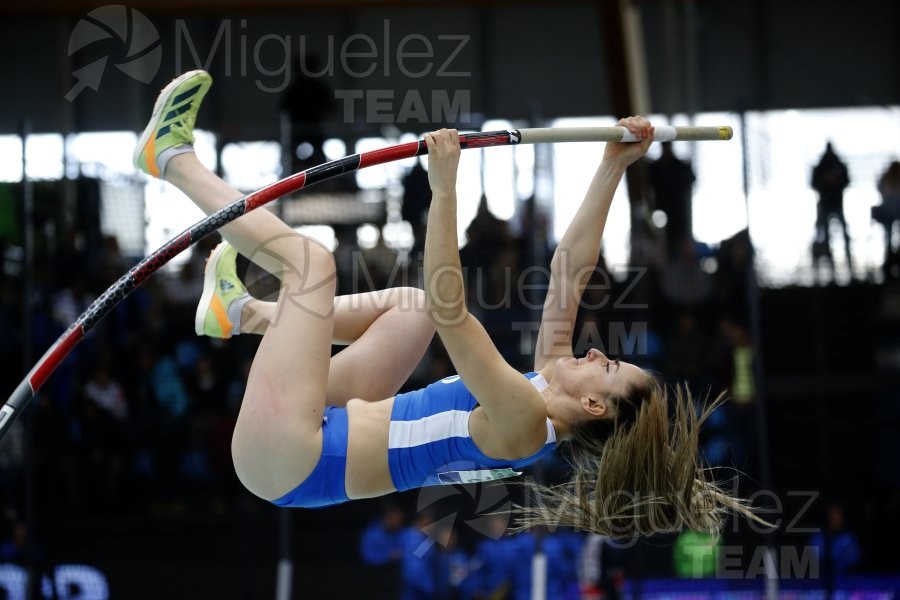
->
[534,116,654,376]
[422,129,546,452]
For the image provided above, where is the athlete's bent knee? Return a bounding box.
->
[305,241,337,274]
[264,233,336,280]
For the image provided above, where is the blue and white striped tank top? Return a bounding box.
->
[388,372,557,491]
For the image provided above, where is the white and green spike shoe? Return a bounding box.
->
[134,69,212,179]
[195,243,250,339]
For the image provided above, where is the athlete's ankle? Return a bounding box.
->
[161,151,196,182]
[223,293,251,336]
[240,299,272,335]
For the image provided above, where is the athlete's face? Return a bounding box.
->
[555,349,644,406]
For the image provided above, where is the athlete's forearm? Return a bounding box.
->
[423,130,467,326]
[424,189,466,325]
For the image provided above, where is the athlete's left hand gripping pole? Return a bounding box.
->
[0,125,732,443]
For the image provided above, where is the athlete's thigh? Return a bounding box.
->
[232,242,336,499]
[327,288,432,404]
[330,288,418,343]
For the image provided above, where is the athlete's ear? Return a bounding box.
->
[580,395,607,418]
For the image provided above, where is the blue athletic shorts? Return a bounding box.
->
[270,406,350,508]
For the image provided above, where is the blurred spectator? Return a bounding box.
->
[50,283,88,331]
[460,197,519,360]
[508,532,535,600]
[150,352,191,510]
[716,316,755,406]
[542,530,583,600]
[629,215,665,275]
[663,311,713,390]
[152,355,190,420]
[189,352,225,416]
[334,225,363,295]
[402,161,431,242]
[809,503,861,576]
[401,161,432,290]
[660,238,713,311]
[360,503,406,566]
[579,534,626,600]
[0,520,28,562]
[76,387,126,509]
[96,234,128,288]
[811,142,852,277]
[648,142,696,258]
[875,161,900,278]
[399,512,439,600]
[579,534,604,600]
[281,52,334,176]
[435,527,473,600]
[479,530,582,600]
[162,259,204,309]
[863,490,900,573]
[83,365,128,422]
[467,521,583,600]
[470,514,515,599]
[460,195,514,282]
[360,232,400,291]
[710,315,756,470]
[32,391,79,509]
[712,229,752,323]
[0,520,43,566]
